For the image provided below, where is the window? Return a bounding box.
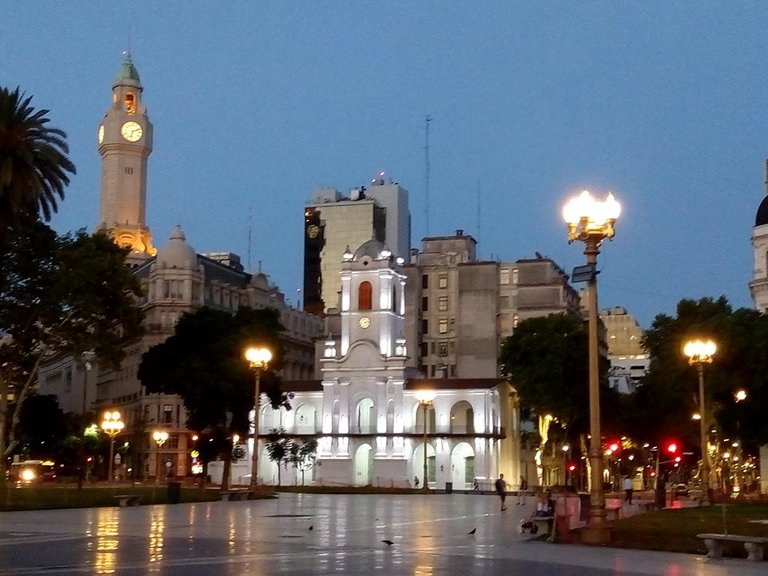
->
[438,296,448,311]
[438,275,448,289]
[420,342,428,357]
[512,268,519,284]
[124,167,133,175]
[421,319,429,334]
[124,93,136,113]
[500,268,510,285]
[438,319,448,334]
[422,274,429,289]
[358,281,373,310]
[422,296,429,311]
[500,296,509,309]
[163,404,173,424]
[513,313,519,329]
[438,342,448,357]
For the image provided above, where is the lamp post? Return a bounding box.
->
[563,189,620,544]
[244,346,272,491]
[415,390,435,492]
[683,338,716,505]
[152,430,168,485]
[101,410,124,482]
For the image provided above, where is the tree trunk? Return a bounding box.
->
[0,370,7,487]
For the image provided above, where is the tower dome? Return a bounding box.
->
[114,52,141,88]
[756,195,768,226]
[353,238,388,261]
[156,226,197,268]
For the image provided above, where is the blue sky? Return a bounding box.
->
[3,2,767,328]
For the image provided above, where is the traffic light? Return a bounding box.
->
[665,441,678,455]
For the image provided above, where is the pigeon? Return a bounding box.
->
[381,539,394,546]
[308,525,313,531]
[467,528,476,535]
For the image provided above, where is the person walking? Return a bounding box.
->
[495,473,507,511]
[623,475,633,505]
[517,475,528,505]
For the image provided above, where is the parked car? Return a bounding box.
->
[672,483,689,497]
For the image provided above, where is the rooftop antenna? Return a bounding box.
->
[425,115,432,236]
[247,206,252,271]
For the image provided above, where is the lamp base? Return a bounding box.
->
[581,525,612,545]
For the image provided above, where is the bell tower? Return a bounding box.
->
[97,52,156,262]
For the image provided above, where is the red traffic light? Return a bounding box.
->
[608,441,620,452]
[665,442,678,454]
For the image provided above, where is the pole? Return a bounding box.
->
[698,364,712,505]
[250,368,262,491]
[582,237,609,543]
[422,402,429,493]
[108,438,115,482]
[155,445,161,486]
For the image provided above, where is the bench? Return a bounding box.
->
[530,515,555,541]
[698,533,768,561]
[114,494,140,507]
[219,490,253,501]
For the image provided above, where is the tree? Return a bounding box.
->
[138,306,287,489]
[264,428,292,486]
[291,438,318,486]
[0,222,144,482]
[0,86,76,245]
[17,394,69,460]
[636,297,768,454]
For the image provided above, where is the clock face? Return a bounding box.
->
[98,125,104,144]
[359,316,371,329]
[120,121,143,142]
[307,224,320,239]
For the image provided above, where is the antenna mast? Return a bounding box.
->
[247,206,252,271]
[425,115,432,236]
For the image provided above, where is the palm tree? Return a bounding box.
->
[0,86,76,242]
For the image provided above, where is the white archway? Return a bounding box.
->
[354,443,374,486]
[295,403,317,434]
[355,398,375,433]
[450,401,474,434]
[412,442,436,488]
[450,442,475,489]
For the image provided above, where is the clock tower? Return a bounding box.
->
[97,52,156,262]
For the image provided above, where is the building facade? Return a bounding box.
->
[600,306,649,394]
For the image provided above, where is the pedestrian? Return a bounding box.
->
[623,475,633,504]
[495,473,507,511]
[517,475,528,505]
[414,476,420,489]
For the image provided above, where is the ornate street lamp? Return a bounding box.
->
[563,189,621,544]
[683,338,716,505]
[244,346,272,491]
[152,430,169,485]
[415,390,435,492]
[101,410,124,482]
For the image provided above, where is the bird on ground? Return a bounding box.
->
[308,525,313,531]
[467,528,476,535]
[381,539,394,546]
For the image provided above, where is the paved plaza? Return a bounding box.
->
[0,492,762,575]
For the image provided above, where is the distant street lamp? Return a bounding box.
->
[101,410,124,482]
[683,338,716,505]
[563,189,621,545]
[244,346,272,491]
[152,430,169,485]
[415,390,435,493]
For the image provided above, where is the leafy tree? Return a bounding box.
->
[0,86,76,245]
[264,428,292,486]
[0,222,144,482]
[291,438,318,486]
[17,394,69,459]
[636,297,768,455]
[138,306,287,489]
[500,313,592,434]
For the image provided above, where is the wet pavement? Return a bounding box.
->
[0,492,763,575]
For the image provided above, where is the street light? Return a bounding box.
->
[415,390,435,492]
[683,338,716,505]
[244,346,272,491]
[101,410,124,482]
[563,189,620,545]
[152,430,168,485]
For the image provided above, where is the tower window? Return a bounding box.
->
[422,274,429,289]
[422,296,429,311]
[124,167,134,175]
[438,319,448,334]
[358,281,373,311]
[438,275,448,289]
[438,296,448,311]
[125,93,136,114]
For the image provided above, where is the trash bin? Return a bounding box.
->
[445,482,453,494]
[167,480,182,504]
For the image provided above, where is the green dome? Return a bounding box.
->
[114,53,141,85]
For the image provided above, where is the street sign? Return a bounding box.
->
[571,264,597,283]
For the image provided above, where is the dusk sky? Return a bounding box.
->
[4,3,767,328]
